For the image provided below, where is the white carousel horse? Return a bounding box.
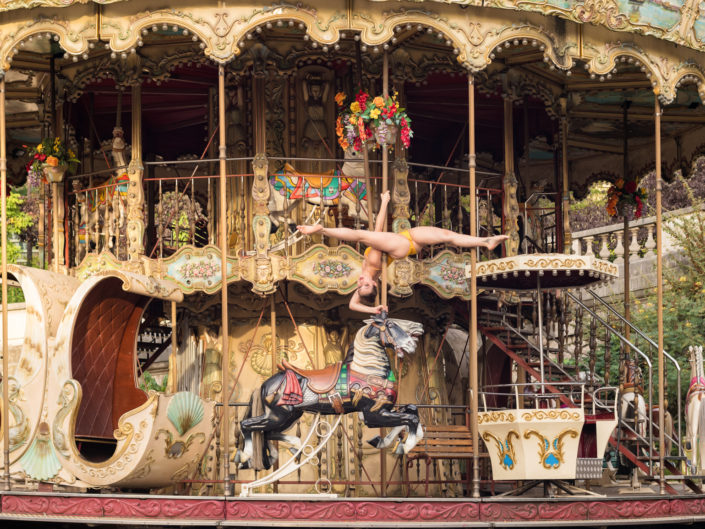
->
[236,312,424,471]
[268,147,373,228]
[685,345,705,473]
[620,357,647,440]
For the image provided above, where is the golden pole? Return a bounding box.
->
[623,102,631,342]
[654,93,665,494]
[381,52,389,307]
[468,73,480,498]
[218,65,232,496]
[169,301,179,393]
[379,51,389,498]
[1,75,9,491]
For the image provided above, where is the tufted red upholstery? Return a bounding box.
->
[71,278,148,439]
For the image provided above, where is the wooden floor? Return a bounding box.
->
[2,489,705,527]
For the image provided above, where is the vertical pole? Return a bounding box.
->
[380,51,389,497]
[560,97,571,254]
[1,75,9,491]
[218,65,232,496]
[654,93,665,494]
[52,181,60,272]
[270,293,278,493]
[468,73,480,498]
[171,301,178,392]
[623,101,631,342]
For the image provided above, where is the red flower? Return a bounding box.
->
[38,154,46,162]
[356,91,368,112]
[624,180,637,193]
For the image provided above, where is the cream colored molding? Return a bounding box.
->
[0,2,704,103]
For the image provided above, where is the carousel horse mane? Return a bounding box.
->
[349,316,424,379]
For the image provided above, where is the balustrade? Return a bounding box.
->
[65,156,504,265]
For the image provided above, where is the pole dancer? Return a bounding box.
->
[298,190,507,314]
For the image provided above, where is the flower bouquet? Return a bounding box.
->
[606,177,647,219]
[25,137,79,185]
[335,90,413,151]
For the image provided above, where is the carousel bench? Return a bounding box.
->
[405,423,487,495]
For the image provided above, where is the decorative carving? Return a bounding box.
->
[478,411,516,424]
[520,410,582,421]
[482,430,519,470]
[524,429,579,469]
[391,158,411,232]
[251,153,271,256]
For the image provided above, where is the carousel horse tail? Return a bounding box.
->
[249,388,268,471]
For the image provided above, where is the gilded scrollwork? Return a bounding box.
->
[482,430,519,470]
[478,411,516,424]
[520,409,582,421]
[523,428,579,469]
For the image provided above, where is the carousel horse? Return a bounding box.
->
[685,345,705,473]
[620,356,647,440]
[236,312,424,471]
[268,147,372,228]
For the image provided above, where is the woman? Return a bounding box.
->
[298,191,508,314]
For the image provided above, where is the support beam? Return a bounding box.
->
[218,65,232,496]
[561,98,571,253]
[127,82,145,260]
[1,75,9,491]
[468,73,480,499]
[503,98,519,256]
[623,101,631,341]
[654,93,665,495]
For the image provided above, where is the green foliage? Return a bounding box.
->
[139,371,168,393]
[625,177,705,409]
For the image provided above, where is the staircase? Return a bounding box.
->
[476,288,697,493]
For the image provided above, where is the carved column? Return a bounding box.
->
[560,97,571,254]
[252,154,274,294]
[502,97,519,256]
[127,82,145,261]
[391,159,411,233]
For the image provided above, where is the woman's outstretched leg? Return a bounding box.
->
[297,224,411,258]
[409,226,508,251]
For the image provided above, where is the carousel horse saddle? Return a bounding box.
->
[281,359,342,394]
[284,163,336,188]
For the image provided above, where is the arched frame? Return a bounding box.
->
[2,1,705,104]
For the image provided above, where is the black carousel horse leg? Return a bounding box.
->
[239,372,304,469]
[362,404,422,453]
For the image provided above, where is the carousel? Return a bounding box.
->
[0,0,705,526]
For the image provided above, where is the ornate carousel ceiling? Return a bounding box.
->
[3,0,705,196]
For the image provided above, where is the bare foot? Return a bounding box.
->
[297,224,323,235]
[485,235,509,251]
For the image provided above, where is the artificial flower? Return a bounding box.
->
[350,101,361,114]
[373,96,385,108]
[335,92,346,106]
[46,156,59,167]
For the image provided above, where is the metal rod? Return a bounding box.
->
[655,93,665,494]
[380,50,389,498]
[468,73,480,499]
[0,75,9,491]
[536,276,545,394]
[623,101,631,342]
[218,65,232,496]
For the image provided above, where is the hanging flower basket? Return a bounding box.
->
[42,163,68,184]
[335,90,412,151]
[606,177,646,219]
[372,122,398,146]
[25,137,78,189]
